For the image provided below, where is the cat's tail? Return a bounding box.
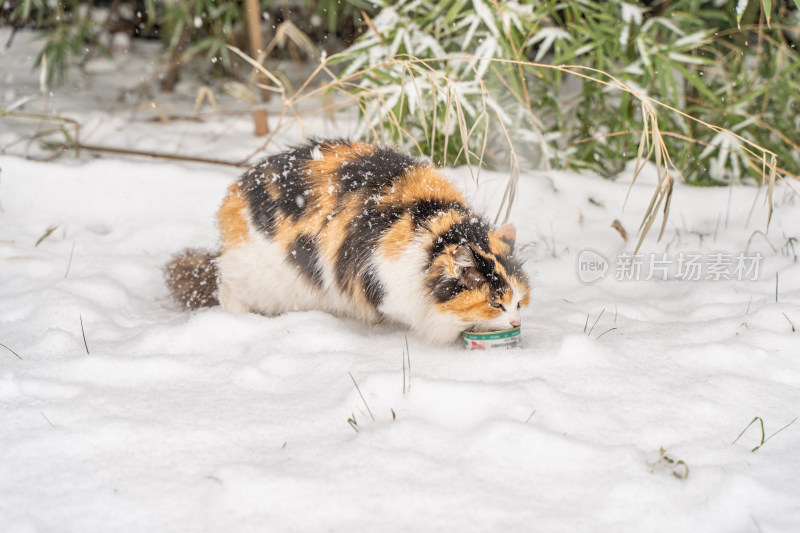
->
[164,248,220,309]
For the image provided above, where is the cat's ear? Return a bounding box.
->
[488,224,516,255]
[450,245,484,289]
[494,224,516,245]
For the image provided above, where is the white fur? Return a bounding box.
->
[217,235,320,315]
[217,219,378,323]
[371,237,468,344]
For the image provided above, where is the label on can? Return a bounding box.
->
[462,327,521,350]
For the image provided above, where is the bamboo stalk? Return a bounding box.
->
[244,0,269,136]
[161,20,190,93]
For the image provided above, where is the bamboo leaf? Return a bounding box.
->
[672,62,722,107]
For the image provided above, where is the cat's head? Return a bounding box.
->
[429,224,531,333]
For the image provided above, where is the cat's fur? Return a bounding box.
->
[165,139,531,344]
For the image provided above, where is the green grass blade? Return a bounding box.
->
[1,342,23,360]
[733,416,765,448]
[35,225,59,247]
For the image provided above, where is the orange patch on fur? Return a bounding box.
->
[472,247,510,281]
[306,141,375,185]
[427,211,465,240]
[380,165,466,206]
[427,252,454,279]
[218,181,250,251]
[494,224,516,242]
[317,194,361,269]
[262,174,280,201]
[437,287,502,322]
[379,213,415,260]
[292,213,323,237]
[519,292,531,307]
[299,141,375,234]
[487,233,512,256]
[498,289,513,307]
[271,216,298,251]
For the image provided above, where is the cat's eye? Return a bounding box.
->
[517,302,521,310]
[489,301,505,311]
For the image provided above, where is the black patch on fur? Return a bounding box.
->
[361,266,385,309]
[410,199,467,227]
[471,248,509,294]
[288,234,324,288]
[337,147,417,193]
[335,204,403,310]
[240,164,280,236]
[499,234,516,254]
[430,275,465,303]
[496,254,524,279]
[266,145,314,221]
[426,245,509,303]
[427,217,491,270]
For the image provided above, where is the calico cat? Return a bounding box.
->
[165,139,531,344]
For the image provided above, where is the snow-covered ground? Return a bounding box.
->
[2,29,799,532]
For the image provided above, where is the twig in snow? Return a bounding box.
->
[587,308,605,336]
[44,142,249,168]
[402,335,412,395]
[349,372,375,421]
[1,342,23,359]
[80,315,90,354]
[64,242,75,278]
[611,219,628,242]
[782,313,796,333]
[745,230,778,254]
[595,327,617,340]
[41,412,56,428]
[35,225,59,247]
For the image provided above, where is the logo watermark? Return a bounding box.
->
[576,250,763,283]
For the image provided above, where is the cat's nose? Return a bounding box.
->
[510,318,521,327]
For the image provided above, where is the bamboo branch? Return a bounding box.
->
[45,141,250,167]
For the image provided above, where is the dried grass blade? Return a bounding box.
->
[766,154,777,230]
[657,176,674,242]
[624,103,653,211]
[227,45,284,94]
[635,188,664,253]
[1,342,23,360]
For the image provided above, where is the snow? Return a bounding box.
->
[2,29,800,533]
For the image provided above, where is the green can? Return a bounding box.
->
[462,327,521,350]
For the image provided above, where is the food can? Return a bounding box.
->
[462,327,521,350]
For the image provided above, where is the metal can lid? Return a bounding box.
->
[462,326,521,341]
